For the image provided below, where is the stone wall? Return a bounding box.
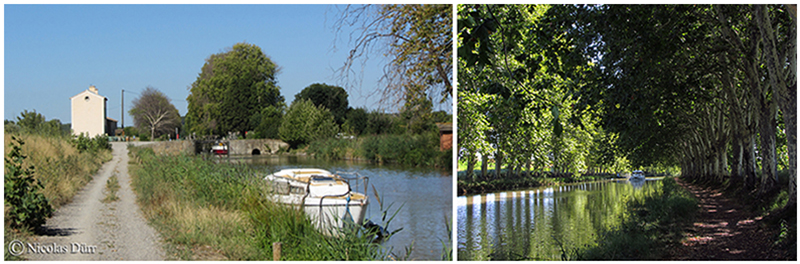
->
[228,139,289,155]
[147,139,289,155]
[149,140,194,156]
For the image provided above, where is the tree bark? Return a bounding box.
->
[467,152,476,181]
[480,151,488,180]
[754,4,797,209]
[757,94,778,197]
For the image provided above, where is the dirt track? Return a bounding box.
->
[668,179,786,260]
[24,142,165,260]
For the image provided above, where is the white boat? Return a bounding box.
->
[211,142,228,155]
[264,168,368,235]
[630,170,645,180]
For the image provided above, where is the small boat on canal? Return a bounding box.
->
[211,142,229,155]
[264,168,369,235]
[630,170,645,180]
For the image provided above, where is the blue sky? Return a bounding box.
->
[4,4,450,125]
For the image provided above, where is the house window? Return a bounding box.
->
[84,96,90,101]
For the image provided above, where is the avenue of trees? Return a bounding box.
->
[457,4,795,210]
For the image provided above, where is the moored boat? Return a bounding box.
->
[211,142,228,155]
[264,168,369,235]
[630,170,645,180]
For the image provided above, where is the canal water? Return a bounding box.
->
[457,178,663,260]
[234,155,452,261]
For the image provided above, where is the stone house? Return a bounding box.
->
[70,85,115,137]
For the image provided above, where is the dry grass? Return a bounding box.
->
[4,133,112,260]
[102,175,120,203]
[4,134,112,209]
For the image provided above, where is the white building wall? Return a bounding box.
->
[70,86,107,137]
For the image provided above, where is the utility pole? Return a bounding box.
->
[121,89,124,136]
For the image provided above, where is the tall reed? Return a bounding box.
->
[307,134,451,168]
[128,146,396,260]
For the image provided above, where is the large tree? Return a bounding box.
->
[129,86,181,140]
[294,83,349,125]
[186,42,284,137]
[333,4,452,107]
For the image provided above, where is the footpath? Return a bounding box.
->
[24,142,165,260]
[668,178,788,260]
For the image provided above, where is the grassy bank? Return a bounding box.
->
[128,146,396,260]
[4,133,112,260]
[3,134,112,208]
[306,134,451,169]
[570,177,697,259]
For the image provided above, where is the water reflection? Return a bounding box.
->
[457,179,662,260]
[235,155,451,260]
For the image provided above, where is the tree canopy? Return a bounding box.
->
[333,4,452,107]
[457,4,796,207]
[294,83,349,125]
[186,42,284,137]
[279,99,338,147]
[129,86,181,140]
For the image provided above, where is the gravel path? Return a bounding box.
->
[25,142,165,260]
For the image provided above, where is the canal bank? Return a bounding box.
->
[457,177,697,260]
[457,169,619,196]
[128,146,451,260]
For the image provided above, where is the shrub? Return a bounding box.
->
[4,136,53,230]
[71,134,111,153]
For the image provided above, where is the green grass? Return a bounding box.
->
[128,146,397,260]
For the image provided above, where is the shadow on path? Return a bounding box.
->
[669,178,785,260]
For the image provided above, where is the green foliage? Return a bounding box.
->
[186,42,284,137]
[401,86,437,135]
[249,104,284,139]
[294,83,349,125]
[279,99,338,148]
[71,133,111,153]
[8,110,69,137]
[122,126,140,138]
[307,138,352,160]
[458,4,606,181]
[575,177,697,260]
[4,136,53,230]
[343,107,368,136]
[361,133,442,167]
[364,110,398,135]
[307,134,452,169]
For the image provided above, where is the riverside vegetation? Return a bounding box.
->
[307,132,451,169]
[128,146,412,260]
[571,177,697,260]
[4,111,112,260]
